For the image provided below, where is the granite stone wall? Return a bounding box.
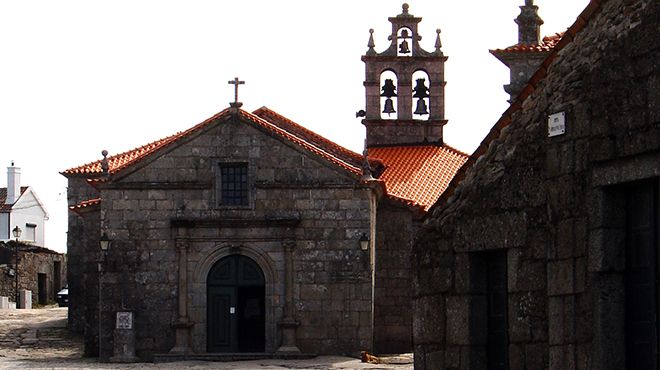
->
[90,117,375,360]
[373,202,415,354]
[0,243,66,306]
[412,0,659,368]
[65,176,102,357]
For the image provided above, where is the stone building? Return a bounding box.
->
[0,241,67,306]
[412,0,659,369]
[62,4,468,361]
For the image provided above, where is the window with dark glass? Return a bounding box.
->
[219,163,248,206]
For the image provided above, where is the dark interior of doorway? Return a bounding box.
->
[237,286,265,352]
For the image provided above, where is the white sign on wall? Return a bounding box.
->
[116,311,133,330]
[548,111,566,137]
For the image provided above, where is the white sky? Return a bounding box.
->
[0,0,589,253]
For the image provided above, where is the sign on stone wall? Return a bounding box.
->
[116,311,133,330]
[548,112,566,137]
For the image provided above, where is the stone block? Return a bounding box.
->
[508,343,524,370]
[548,296,573,345]
[588,228,625,272]
[547,259,574,296]
[19,290,32,309]
[445,296,470,345]
[412,294,445,344]
[0,296,8,309]
[555,218,575,259]
[548,344,575,370]
[525,343,547,370]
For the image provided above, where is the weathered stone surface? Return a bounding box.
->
[412,0,659,368]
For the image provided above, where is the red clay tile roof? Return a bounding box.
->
[62,109,231,176]
[69,198,102,213]
[238,109,364,175]
[253,107,383,171]
[490,33,563,54]
[62,107,367,178]
[369,146,469,211]
[435,2,607,212]
[0,187,28,212]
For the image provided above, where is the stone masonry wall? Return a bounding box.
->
[412,0,659,369]
[96,116,374,360]
[0,244,66,306]
[373,201,415,354]
[65,176,102,358]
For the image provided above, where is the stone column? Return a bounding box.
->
[169,232,193,354]
[277,240,301,353]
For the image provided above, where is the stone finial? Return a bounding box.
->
[366,29,377,56]
[434,28,444,56]
[101,150,109,178]
[397,3,413,18]
[515,0,544,44]
[361,148,374,181]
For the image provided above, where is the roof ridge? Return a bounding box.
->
[62,109,230,176]
[239,110,363,176]
[252,107,368,165]
[490,31,564,54]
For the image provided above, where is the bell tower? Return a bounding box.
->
[361,3,447,147]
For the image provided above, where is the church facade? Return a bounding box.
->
[63,4,467,361]
[413,0,659,369]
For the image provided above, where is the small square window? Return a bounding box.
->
[219,163,248,206]
[25,224,36,242]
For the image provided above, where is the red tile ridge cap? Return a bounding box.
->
[490,32,564,54]
[62,109,230,176]
[69,197,102,214]
[238,110,363,176]
[253,106,384,170]
[433,0,605,214]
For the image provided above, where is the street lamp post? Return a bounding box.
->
[12,226,21,308]
[99,232,110,358]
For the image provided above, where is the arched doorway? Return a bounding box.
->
[207,255,265,353]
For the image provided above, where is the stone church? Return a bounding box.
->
[413,0,659,369]
[62,4,468,361]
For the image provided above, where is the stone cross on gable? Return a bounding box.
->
[228,77,245,108]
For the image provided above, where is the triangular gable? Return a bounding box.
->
[62,108,368,181]
[12,187,50,219]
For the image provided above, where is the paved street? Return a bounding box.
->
[0,307,413,369]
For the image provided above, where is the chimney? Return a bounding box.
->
[6,162,21,205]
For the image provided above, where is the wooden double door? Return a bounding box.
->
[207,255,265,353]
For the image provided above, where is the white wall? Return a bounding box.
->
[0,213,8,239]
[4,189,48,247]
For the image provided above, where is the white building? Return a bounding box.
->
[0,163,49,246]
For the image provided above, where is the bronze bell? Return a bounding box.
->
[399,39,410,54]
[382,98,396,115]
[414,98,428,115]
[413,78,429,98]
[381,79,397,97]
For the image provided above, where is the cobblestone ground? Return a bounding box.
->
[0,306,413,369]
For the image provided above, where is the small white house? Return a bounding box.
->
[0,163,49,246]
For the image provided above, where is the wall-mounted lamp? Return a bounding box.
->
[12,226,22,239]
[359,233,369,251]
[100,232,111,251]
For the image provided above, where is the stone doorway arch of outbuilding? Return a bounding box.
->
[192,245,278,354]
